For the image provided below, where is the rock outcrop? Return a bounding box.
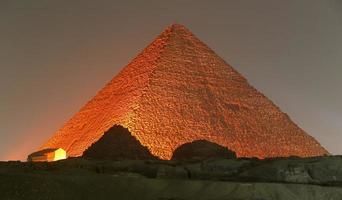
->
[1,156,342,200]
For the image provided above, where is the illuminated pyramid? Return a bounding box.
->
[40,24,328,159]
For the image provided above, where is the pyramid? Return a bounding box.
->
[40,24,328,159]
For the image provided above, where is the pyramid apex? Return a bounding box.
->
[166,23,191,32]
[169,23,186,28]
[153,23,196,46]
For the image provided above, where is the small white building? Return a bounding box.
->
[27,148,67,162]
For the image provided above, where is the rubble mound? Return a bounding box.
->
[172,140,236,160]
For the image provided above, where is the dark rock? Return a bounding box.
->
[156,165,189,179]
[2,156,342,199]
[171,140,237,160]
[82,125,158,160]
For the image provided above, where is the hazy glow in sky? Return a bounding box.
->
[0,0,341,160]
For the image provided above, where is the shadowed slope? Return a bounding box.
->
[39,24,328,159]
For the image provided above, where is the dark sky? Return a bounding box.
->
[1,0,341,161]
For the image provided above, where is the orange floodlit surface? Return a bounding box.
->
[53,148,67,161]
[39,24,328,159]
[28,148,67,162]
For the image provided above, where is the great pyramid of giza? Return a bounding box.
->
[39,24,328,159]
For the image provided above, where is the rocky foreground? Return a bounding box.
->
[1,156,342,200]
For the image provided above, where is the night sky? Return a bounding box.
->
[1,0,341,161]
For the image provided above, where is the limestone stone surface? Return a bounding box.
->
[40,24,328,159]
